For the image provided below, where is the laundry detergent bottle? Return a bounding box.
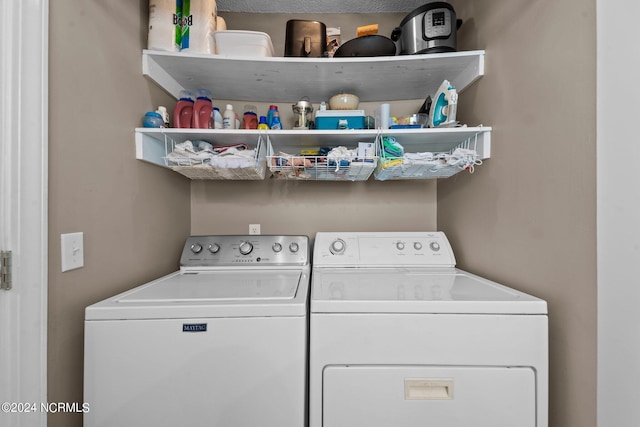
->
[173,90,194,128]
[192,89,213,128]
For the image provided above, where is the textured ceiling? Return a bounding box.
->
[216,0,428,13]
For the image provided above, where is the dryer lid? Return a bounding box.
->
[311,268,547,315]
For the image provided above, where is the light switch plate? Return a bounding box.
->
[61,232,84,272]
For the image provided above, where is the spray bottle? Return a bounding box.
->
[173,90,194,128]
[428,80,458,128]
[192,89,213,128]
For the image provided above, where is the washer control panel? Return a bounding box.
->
[314,232,456,267]
[181,235,309,267]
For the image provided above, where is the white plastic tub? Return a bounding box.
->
[214,30,275,57]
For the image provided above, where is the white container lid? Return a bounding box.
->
[315,109,366,118]
[214,30,275,58]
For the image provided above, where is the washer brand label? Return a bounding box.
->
[182,323,207,332]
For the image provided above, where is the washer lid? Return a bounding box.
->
[86,269,309,320]
[311,268,546,315]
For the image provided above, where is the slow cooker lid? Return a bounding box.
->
[398,1,455,28]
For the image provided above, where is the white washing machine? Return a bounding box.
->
[84,235,310,427]
[310,231,548,427]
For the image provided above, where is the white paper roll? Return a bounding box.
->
[148,0,181,51]
[181,0,217,54]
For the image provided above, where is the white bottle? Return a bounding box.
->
[156,106,170,127]
[211,107,223,129]
[223,104,235,129]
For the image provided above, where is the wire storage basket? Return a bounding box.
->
[373,133,483,181]
[163,133,267,180]
[267,139,378,181]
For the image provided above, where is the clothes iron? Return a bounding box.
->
[428,80,458,128]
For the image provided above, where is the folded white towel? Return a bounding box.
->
[404,152,435,162]
[209,147,256,169]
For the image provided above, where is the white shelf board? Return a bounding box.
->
[142,50,485,103]
[135,126,491,170]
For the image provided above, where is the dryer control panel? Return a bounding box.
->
[180,235,310,267]
[314,232,456,267]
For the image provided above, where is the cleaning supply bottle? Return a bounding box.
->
[270,109,282,130]
[257,116,269,130]
[267,105,278,128]
[173,90,194,128]
[211,107,223,129]
[192,89,213,128]
[242,104,258,129]
[223,104,235,129]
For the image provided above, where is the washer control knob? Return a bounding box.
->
[414,242,423,250]
[208,243,220,254]
[396,241,405,251]
[330,239,346,255]
[239,241,253,255]
[430,241,441,252]
[190,243,203,254]
[289,242,300,253]
[272,242,283,253]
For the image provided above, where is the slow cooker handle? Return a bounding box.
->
[391,27,402,42]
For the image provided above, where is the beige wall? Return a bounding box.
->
[194,13,436,237]
[192,13,439,242]
[440,1,597,427]
[48,1,191,426]
[47,2,596,427]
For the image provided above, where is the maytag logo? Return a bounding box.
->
[182,323,207,332]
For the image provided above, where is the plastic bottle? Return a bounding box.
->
[223,104,235,129]
[270,109,282,130]
[192,89,213,128]
[173,90,194,128]
[257,116,269,130]
[267,105,278,128]
[156,106,170,127]
[143,111,164,128]
[211,107,223,129]
[242,104,258,129]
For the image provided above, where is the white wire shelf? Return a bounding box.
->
[374,133,484,181]
[135,127,491,181]
[267,140,377,181]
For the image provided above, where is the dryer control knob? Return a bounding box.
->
[208,243,220,254]
[330,239,346,255]
[289,242,300,253]
[239,241,253,255]
[272,242,283,253]
[190,243,203,254]
[414,242,423,250]
[396,242,405,250]
[430,241,441,251]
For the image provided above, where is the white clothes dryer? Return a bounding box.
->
[310,231,548,427]
[84,235,310,427]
